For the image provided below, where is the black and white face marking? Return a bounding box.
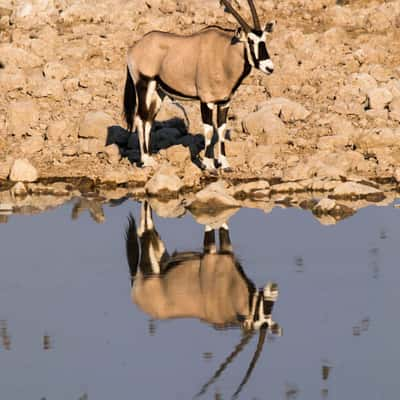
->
[245,22,275,75]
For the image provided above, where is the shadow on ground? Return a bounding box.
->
[106,118,205,167]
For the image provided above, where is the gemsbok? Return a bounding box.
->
[125,201,281,398]
[123,0,275,171]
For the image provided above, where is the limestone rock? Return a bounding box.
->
[0,44,42,69]
[105,144,121,164]
[0,157,13,180]
[367,87,393,110]
[46,120,70,141]
[257,98,311,123]
[232,180,270,198]
[11,182,27,197]
[190,180,239,209]
[314,198,336,212]
[165,145,190,165]
[23,136,45,154]
[348,73,377,95]
[149,198,186,219]
[331,182,384,201]
[389,97,400,122]
[7,100,40,137]
[29,77,64,100]
[0,69,27,92]
[243,111,288,144]
[43,62,70,81]
[145,165,183,196]
[79,138,104,154]
[78,111,114,141]
[9,159,38,182]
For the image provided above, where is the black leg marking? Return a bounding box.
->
[216,103,231,170]
[200,102,216,171]
[204,229,216,254]
[219,226,232,253]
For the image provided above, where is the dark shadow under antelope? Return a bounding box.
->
[125,201,281,398]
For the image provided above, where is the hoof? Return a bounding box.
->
[222,167,233,173]
[206,168,218,176]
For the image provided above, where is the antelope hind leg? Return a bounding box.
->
[200,102,218,173]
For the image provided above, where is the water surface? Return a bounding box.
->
[1,201,399,399]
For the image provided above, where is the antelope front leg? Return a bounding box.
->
[200,102,217,172]
[217,102,232,172]
[203,225,217,254]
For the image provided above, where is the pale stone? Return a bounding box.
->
[232,180,270,198]
[43,62,69,81]
[331,182,384,200]
[105,144,121,164]
[46,120,69,141]
[367,87,393,110]
[7,100,40,137]
[165,145,190,165]
[348,73,378,95]
[78,111,114,141]
[11,182,27,197]
[9,159,38,182]
[270,182,305,193]
[0,69,27,92]
[29,77,64,100]
[190,180,239,209]
[389,97,400,122]
[79,138,104,154]
[0,44,42,69]
[145,165,183,195]
[23,136,45,154]
[257,97,311,123]
[314,198,336,212]
[0,157,13,180]
[149,198,186,218]
[243,111,288,144]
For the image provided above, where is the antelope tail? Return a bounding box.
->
[123,67,136,132]
[125,213,140,283]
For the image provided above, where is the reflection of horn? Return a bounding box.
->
[232,326,267,399]
[195,332,254,398]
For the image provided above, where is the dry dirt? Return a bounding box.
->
[1,0,400,219]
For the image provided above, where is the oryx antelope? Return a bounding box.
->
[123,0,275,170]
[125,201,281,397]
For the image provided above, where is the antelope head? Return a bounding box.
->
[221,0,276,75]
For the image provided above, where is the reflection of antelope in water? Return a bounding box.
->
[125,201,281,398]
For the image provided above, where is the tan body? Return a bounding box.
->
[133,253,250,326]
[128,27,247,103]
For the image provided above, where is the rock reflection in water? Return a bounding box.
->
[125,201,281,398]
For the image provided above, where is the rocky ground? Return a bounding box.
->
[1,0,400,221]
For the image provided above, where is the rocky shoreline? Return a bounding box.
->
[1,0,400,221]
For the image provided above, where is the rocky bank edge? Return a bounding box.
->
[1,0,400,200]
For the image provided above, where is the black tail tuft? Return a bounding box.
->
[0,62,4,69]
[125,213,140,283]
[123,67,136,132]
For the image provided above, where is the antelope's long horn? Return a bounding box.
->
[194,331,254,398]
[247,0,261,30]
[220,0,251,32]
[232,326,267,399]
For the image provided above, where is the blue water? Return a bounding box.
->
[0,200,399,400]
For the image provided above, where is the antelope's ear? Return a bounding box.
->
[264,20,276,33]
[232,27,247,43]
